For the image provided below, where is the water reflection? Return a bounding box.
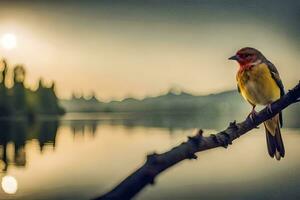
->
[0,119,102,173]
[0,121,59,172]
[0,114,299,200]
[0,112,300,173]
[1,175,18,194]
[69,120,98,136]
[63,111,246,130]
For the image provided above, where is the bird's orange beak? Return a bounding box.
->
[228,55,238,61]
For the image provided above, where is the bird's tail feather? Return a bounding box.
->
[264,114,285,161]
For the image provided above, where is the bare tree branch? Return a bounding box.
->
[93,81,300,200]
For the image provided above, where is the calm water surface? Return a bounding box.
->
[0,113,300,200]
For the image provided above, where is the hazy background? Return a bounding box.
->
[0,1,300,200]
[0,0,299,100]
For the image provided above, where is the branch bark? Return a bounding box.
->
[93,81,300,200]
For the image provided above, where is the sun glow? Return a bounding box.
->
[1,33,17,50]
[1,175,18,194]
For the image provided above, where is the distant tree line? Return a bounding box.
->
[0,59,65,121]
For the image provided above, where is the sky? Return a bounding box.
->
[0,0,299,100]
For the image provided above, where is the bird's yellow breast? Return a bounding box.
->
[237,63,280,106]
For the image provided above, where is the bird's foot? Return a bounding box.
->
[247,109,259,128]
[248,109,257,121]
[266,104,273,115]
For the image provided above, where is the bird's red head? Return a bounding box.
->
[229,47,264,68]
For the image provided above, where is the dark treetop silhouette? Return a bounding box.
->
[0,59,65,121]
[93,81,300,200]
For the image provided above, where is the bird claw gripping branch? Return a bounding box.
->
[247,112,259,129]
[266,104,273,115]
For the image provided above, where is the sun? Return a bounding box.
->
[1,33,17,50]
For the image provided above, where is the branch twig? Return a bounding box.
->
[93,81,300,200]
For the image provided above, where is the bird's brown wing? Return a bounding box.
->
[266,60,285,126]
[266,61,285,96]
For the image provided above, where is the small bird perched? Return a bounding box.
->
[229,47,285,160]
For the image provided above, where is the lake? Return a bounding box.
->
[0,113,300,200]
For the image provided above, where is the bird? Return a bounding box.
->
[229,47,285,160]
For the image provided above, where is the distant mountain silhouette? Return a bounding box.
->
[61,89,300,128]
[62,89,237,111]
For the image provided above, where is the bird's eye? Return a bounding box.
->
[245,53,251,58]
